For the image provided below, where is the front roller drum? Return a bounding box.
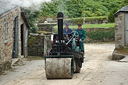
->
[45,58,73,79]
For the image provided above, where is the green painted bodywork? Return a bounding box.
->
[72,37,80,52]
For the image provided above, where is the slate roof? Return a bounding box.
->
[0,0,21,15]
[0,0,30,29]
[115,5,128,17]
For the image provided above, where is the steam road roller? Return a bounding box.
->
[45,12,84,79]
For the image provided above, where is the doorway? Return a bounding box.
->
[21,24,24,56]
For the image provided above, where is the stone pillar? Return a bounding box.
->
[115,13,125,49]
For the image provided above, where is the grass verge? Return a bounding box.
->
[70,23,115,29]
[26,56,44,61]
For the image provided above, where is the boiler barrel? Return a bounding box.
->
[57,12,64,42]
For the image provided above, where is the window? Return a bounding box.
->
[4,22,8,43]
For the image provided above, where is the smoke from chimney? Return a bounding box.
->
[0,0,51,11]
[20,0,51,8]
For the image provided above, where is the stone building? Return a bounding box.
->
[112,5,128,60]
[0,1,29,73]
[114,5,128,49]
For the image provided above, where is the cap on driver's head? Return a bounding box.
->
[65,23,69,26]
[78,23,82,26]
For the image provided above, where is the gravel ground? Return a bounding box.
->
[0,43,128,85]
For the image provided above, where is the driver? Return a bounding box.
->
[75,23,86,53]
[63,23,72,34]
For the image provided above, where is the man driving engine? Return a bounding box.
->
[75,23,86,53]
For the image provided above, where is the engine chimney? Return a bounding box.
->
[57,12,64,42]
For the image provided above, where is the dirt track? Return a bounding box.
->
[0,43,128,85]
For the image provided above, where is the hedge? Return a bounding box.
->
[86,28,115,42]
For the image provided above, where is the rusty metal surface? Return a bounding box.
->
[45,58,72,79]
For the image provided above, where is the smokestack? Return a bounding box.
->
[57,12,64,42]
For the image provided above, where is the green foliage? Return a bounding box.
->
[86,28,115,41]
[39,1,58,17]
[108,8,118,23]
[28,36,36,46]
[95,11,102,16]
[82,11,92,17]
[24,6,39,33]
[39,0,122,18]
[24,0,127,32]
[121,0,128,7]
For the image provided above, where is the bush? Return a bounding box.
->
[82,11,92,17]
[86,28,115,41]
[28,36,36,46]
[108,8,118,23]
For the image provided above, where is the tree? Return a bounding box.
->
[108,8,118,23]
[24,6,39,33]
[37,0,123,19]
[121,0,128,7]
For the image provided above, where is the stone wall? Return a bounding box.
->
[115,13,125,49]
[0,7,21,74]
[85,19,107,24]
[38,23,57,32]
[28,33,52,57]
[51,18,108,26]
[63,18,108,26]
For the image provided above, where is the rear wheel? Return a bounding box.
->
[75,59,81,73]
